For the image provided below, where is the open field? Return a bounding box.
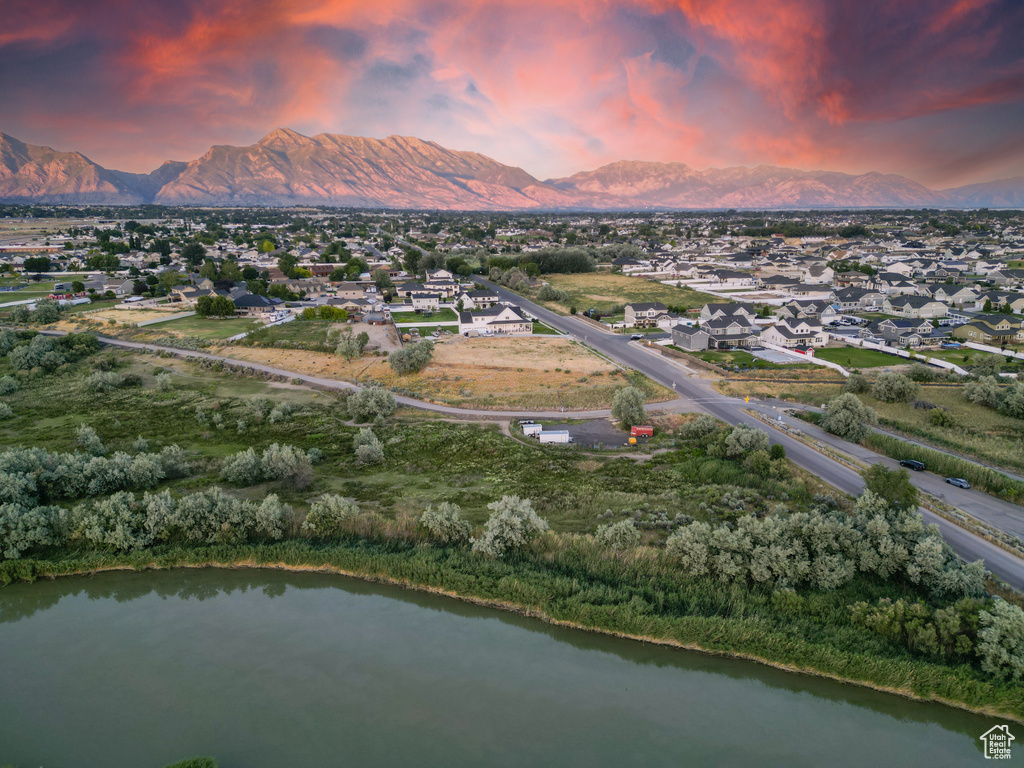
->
[81,307,182,325]
[142,315,260,339]
[391,308,458,323]
[719,378,1024,474]
[815,346,907,368]
[533,272,717,314]
[221,335,675,410]
[0,345,809,528]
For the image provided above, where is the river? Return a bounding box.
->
[0,569,1007,767]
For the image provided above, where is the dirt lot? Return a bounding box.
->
[354,321,401,353]
[220,335,674,410]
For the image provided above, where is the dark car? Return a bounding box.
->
[946,477,971,489]
[899,459,926,471]
[630,333,644,340]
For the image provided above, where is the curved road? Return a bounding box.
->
[44,292,1024,589]
[472,278,1024,590]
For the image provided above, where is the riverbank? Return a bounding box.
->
[5,538,1021,724]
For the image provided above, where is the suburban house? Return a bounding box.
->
[670,324,711,351]
[760,319,828,348]
[458,305,532,336]
[424,278,460,298]
[410,293,441,311]
[707,269,755,288]
[834,287,885,311]
[952,316,1024,344]
[776,299,839,324]
[624,302,670,328]
[234,293,284,318]
[864,318,935,346]
[833,271,872,288]
[928,285,978,306]
[699,302,757,324]
[882,295,949,319]
[702,317,760,348]
[425,268,455,282]
[457,289,500,310]
[333,282,366,299]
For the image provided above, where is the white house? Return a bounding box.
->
[760,319,828,348]
[458,305,532,336]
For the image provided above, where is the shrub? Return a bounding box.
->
[471,496,549,558]
[388,340,434,374]
[611,386,646,429]
[155,373,174,391]
[681,414,718,440]
[594,519,641,550]
[843,373,870,394]
[871,371,919,403]
[964,376,1003,409]
[348,385,396,423]
[260,443,314,489]
[302,495,360,539]
[666,491,985,598]
[820,393,878,441]
[420,502,471,545]
[977,599,1024,681]
[998,382,1024,420]
[861,464,919,510]
[86,371,141,393]
[723,424,769,458]
[268,402,293,424]
[76,424,106,456]
[0,376,19,395]
[354,428,385,465]
[0,503,67,559]
[0,402,13,420]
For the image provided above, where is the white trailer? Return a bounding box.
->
[537,430,571,444]
[521,423,542,436]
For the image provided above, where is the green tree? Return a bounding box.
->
[861,464,919,510]
[820,393,878,441]
[420,502,471,545]
[372,268,394,291]
[347,384,397,423]
[871,371,919,403]
[611,386,646,429]
[471,496,549,558]
[180,242,206,268]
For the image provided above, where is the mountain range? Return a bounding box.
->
[1,128,1021,210]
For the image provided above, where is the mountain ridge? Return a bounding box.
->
[0,128,1020,210]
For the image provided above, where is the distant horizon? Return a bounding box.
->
[4,126,1024,193]
[3,0,1023,188]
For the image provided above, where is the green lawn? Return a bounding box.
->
[691,349,759,366]
[532,322,562,335]
[152,315,260,340]
[400,325,455,337]
[815,346,902,368]
[391,308,458,323]
[536,272,717,314]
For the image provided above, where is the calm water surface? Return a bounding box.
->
[0,569,1009,767]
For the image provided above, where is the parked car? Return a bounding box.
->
[945,477,971,489]
[899,459,926,471]
[630,333,644,340]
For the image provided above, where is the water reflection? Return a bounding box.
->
[0,567,1003,744]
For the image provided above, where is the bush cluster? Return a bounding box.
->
[220,443,320,489]
[666,491,985,598]
[388,340,434,375]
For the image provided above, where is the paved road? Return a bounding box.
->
[45,305,1024,589]
[475,278,1024,589]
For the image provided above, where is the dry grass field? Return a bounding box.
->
[719,379,1024,474]
[537,272,718,314]
[221,335,675,410]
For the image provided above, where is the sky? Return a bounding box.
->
[2,0,1024,188]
